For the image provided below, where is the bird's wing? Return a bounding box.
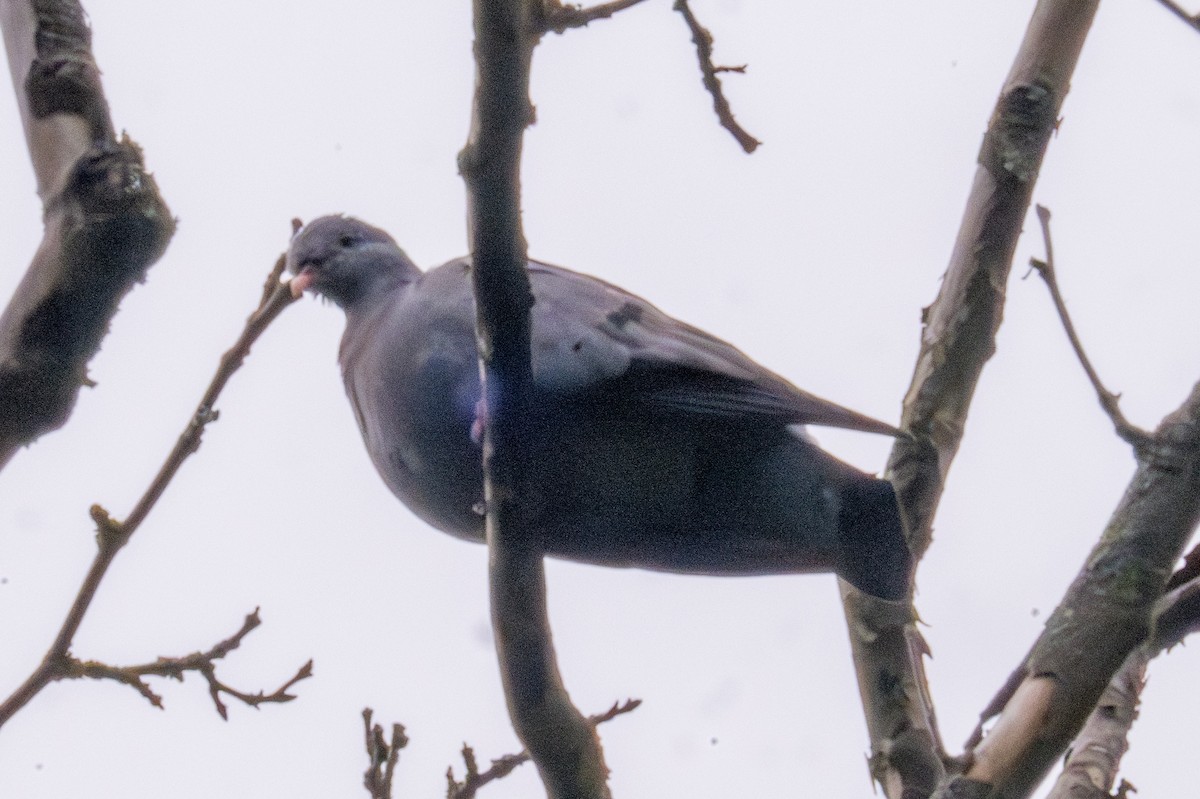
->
[526,261,899,436]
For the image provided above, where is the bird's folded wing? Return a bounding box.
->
[527,261,899,436]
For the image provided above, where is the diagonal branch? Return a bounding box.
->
[952,385,1200,799]
[1151,0,1200,33]
[1045,541,1200,799]
[1027,204,1153,449]
[945,192,1200,795]
[839,2,1102,797]
[964,204,1200,787]
[537,0,649,33]
[673,0,760,153]
[1044,649,1146,799]
[0,0,175,470]
[0,253,300,728]
[459,2,612,798]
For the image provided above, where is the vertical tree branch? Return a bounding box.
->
[362,708,407,799]
[0,0,175,469]
[459,2,611,797]
[840,2,1100,796]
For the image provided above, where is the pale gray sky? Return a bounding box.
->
[1,2,1198,797]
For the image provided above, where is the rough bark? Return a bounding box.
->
[967,382,1200,798]
[842,2,1101,796]
[1045,650,1146,799]
[460,1,612,796]
[0,0,174,468]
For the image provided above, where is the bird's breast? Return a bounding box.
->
[345,319,487,539]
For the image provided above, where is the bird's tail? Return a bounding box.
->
[835,476,911,601]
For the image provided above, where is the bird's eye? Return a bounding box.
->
[339,235,356,248]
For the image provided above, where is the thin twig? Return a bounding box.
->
[72,609,312,719]
[125,255,297,532]
[363,708,409,799]
[0,253,300,727]
[538,0,650,33]
[1152,0,1200,32]
[446,700,641,799]
[1027,204,1154,450]
[673,0,760,153]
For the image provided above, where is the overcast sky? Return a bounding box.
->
[2,2,1199,797]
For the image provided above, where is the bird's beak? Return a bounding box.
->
[289,269,316,298]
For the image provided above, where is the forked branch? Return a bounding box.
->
[673,0,760,153]
[362,708,409,799]
[0,252,301,727]
[72,609,312,719]
[447,700,641,799]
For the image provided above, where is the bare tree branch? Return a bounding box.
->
[1045,650,1146,799]
[1040,538,1200,799]
[1028,204,1153,450]
[1151,0,1200,33]
[446,700,640,799]
[840,3,1102,797]
[362,708,408,799]
[1045,557,1200,799]
[459,2,612,797]
[953,202,1200,798]
[538,0,649,34]
[0,254,300,727]
[71,609,312,719]
[957,202,1200,796]
[0,0,175,469]
[673,0,760,153]
[1045,541,1200,799]
[945,187,1200,796]
[953,379,1200,798]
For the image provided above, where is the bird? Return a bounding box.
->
[288,215,911,600]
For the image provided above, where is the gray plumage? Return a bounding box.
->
[288,215,911,599]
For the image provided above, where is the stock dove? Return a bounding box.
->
[288,216,910,599]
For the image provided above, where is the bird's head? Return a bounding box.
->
[287,216,420,309]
